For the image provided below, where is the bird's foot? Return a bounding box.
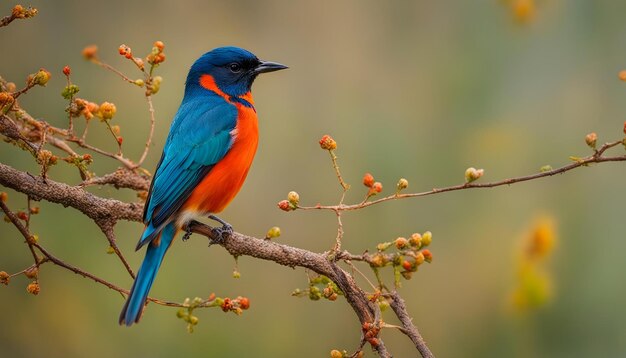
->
[208,215,233,245]
[182,225,193,242]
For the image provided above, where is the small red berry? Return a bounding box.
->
[319,134,337,150]
[154,41,165,51]
[238,296,250,310]
[221,297,233,312]
[372,182,383,193]
[402,260,413,271]
[117,137,123,145]
[62,66,71,76]
[363,173,374,188]
[422,249,433,263]
[17,211,28,220]
[277,200,292,212]
[118,44,131,56]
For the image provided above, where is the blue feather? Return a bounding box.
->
[119,222,176,326]
[138,96,237,245]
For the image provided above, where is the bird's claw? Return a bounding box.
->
[182,226,193,242]
[209,223,233,245]
[207,215,233,245]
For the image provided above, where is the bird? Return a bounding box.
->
[119,47,287,326]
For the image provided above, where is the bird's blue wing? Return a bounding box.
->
[139,96,237,249]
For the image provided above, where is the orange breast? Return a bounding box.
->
[184,101,259,214]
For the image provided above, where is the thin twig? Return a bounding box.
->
[300,140,626,211]
[0,198,185,307]
[66,137,135,169]
[135,95,156,167]
[0,199,40,264]
[328,149,350,192]
[89,58,135,84]
[97,220,135,279]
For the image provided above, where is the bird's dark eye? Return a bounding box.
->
[229,63,242,73]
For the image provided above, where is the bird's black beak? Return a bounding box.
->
[254,60,288,74]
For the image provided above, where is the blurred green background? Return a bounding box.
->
[2,1,626,357]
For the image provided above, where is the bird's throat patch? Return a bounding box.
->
[199,74,255,109]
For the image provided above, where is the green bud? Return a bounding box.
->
[309,286,322,300]
[265,226,281,240]
[61,84,80,99]
[539,165,553,173]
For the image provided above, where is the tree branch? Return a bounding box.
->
[389,290,434,358]
[0,162,142,222]
[299,140,626,212]
[0,162,393,356]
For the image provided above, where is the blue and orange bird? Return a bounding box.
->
[119,47,287,326]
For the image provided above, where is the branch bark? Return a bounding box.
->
[389,291,434,358]
[0,162,395,357]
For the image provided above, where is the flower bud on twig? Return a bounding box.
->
[319,134,337,150]
[464,167,484,183]
[26,281,40,295]
[397,178,409,191]
[287,191,299,206]
[82,45,98,60]
[585,132,597,149]
[265,226,281,240]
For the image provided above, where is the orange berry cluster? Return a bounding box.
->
[118,44,133,59]
[71,98,116,122]
[362,321,381,348]
[362,173,383,196]
[12,5,37,19]
[371,231,433,281]
[147,41,166,66]
[117,41,166,69]
[220,296,251,313]
[176,294,250,333]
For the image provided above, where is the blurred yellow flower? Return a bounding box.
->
[526,217,556,260]
[512,0,536,23]
[509,216,557,312]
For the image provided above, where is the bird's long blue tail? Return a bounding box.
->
[119,222,176,326]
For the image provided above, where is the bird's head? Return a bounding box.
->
[186,46,287,98]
